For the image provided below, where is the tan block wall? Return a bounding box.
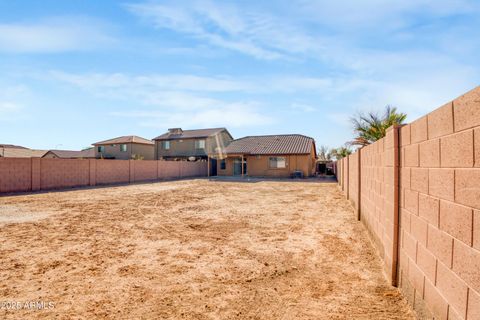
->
[360,127,399,284]
[347,151,361,217]
[40,159,90,189]
[398,87,480,319]
[131,160,157,181]
[158,161,182,179]
[0,158,32,192]
[335,86,480,319]
[95,160,130,185]
[0,158,208,194]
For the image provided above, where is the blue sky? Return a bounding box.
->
[0,0,479,150]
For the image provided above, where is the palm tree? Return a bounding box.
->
[330,146,352,160]
[350,106,406,146]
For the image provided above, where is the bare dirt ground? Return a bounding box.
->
[0,179,415,319]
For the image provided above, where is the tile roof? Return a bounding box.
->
[154,128,228,140]
[43,148,95,159]
[0,144,27,149]
[0,148,48,158]
[223,134,315,155]
[93,135,154,145]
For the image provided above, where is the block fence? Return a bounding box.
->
[336,86,480,320]
[0,158,208,194]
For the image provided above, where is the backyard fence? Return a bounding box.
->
[336,86,480,320]
[0,158,208,194]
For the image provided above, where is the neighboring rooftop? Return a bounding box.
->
[0,144,28,149]
[43,148,95,159]
[0,148,48,158]
[154,128,229,140]
[222,134,315,155]
[93,135,154,146]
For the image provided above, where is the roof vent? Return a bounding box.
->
[168,128,183,134]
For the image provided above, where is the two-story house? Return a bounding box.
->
[93,135,155,160]
[153,128,233,173]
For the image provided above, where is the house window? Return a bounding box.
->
[269,157,286,168]
[163,141,170,150]
[120,144,127,152]
[195,139,206,149]
[97,146,105,153]
[220,159,226,170]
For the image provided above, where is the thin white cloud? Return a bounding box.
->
[125,1,322,60]
[50,71,252,93]
[297,0,478,29]
[0,86,25,120]
[111,102,273,129]
[0,17,115,53]
[327,113,351,127]
[0,101,21,122]
[48,70,336,96]
[47,69,478,125]
[48,70,275,128]
[290,103,316,113]
[0,101,20,112]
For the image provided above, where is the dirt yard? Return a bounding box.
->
[0,179,414,319]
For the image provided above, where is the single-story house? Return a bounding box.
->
[210,134,317,178]
[93,135,154,160]
[0,144,47,158]
[42,148,95,159]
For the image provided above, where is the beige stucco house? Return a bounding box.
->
[210,134,317,178]
[93,136,154,160]
[0,144,47,158]
[153,127,233,163]
[42,148,95,159]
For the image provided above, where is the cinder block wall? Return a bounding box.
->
[398,87,480,319]
[337,86,480,319]
[0,159,208,194]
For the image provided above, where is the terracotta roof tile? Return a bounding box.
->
[154,128,228,140]
[223,134,315,155]
[93,135,153,146]
[0,148,48,158]
[0,144,27,149]
[43,148,95,158]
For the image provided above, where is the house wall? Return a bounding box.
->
[131,143,155,160]
[0,158,208,194]
[95,143,154,160]
[155,131,233,159]
[337,86,480,320]
[218,153,315,178]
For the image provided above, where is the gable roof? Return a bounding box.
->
[0,144,27,149]
[0,148,48,158]
[154,128,230,140]
[223,134,315,155]
[43,148,95,159]
[93,135,154,146]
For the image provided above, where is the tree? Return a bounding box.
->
[330,146,352,160]
[317,145,332,161]
[350,106,407,146]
